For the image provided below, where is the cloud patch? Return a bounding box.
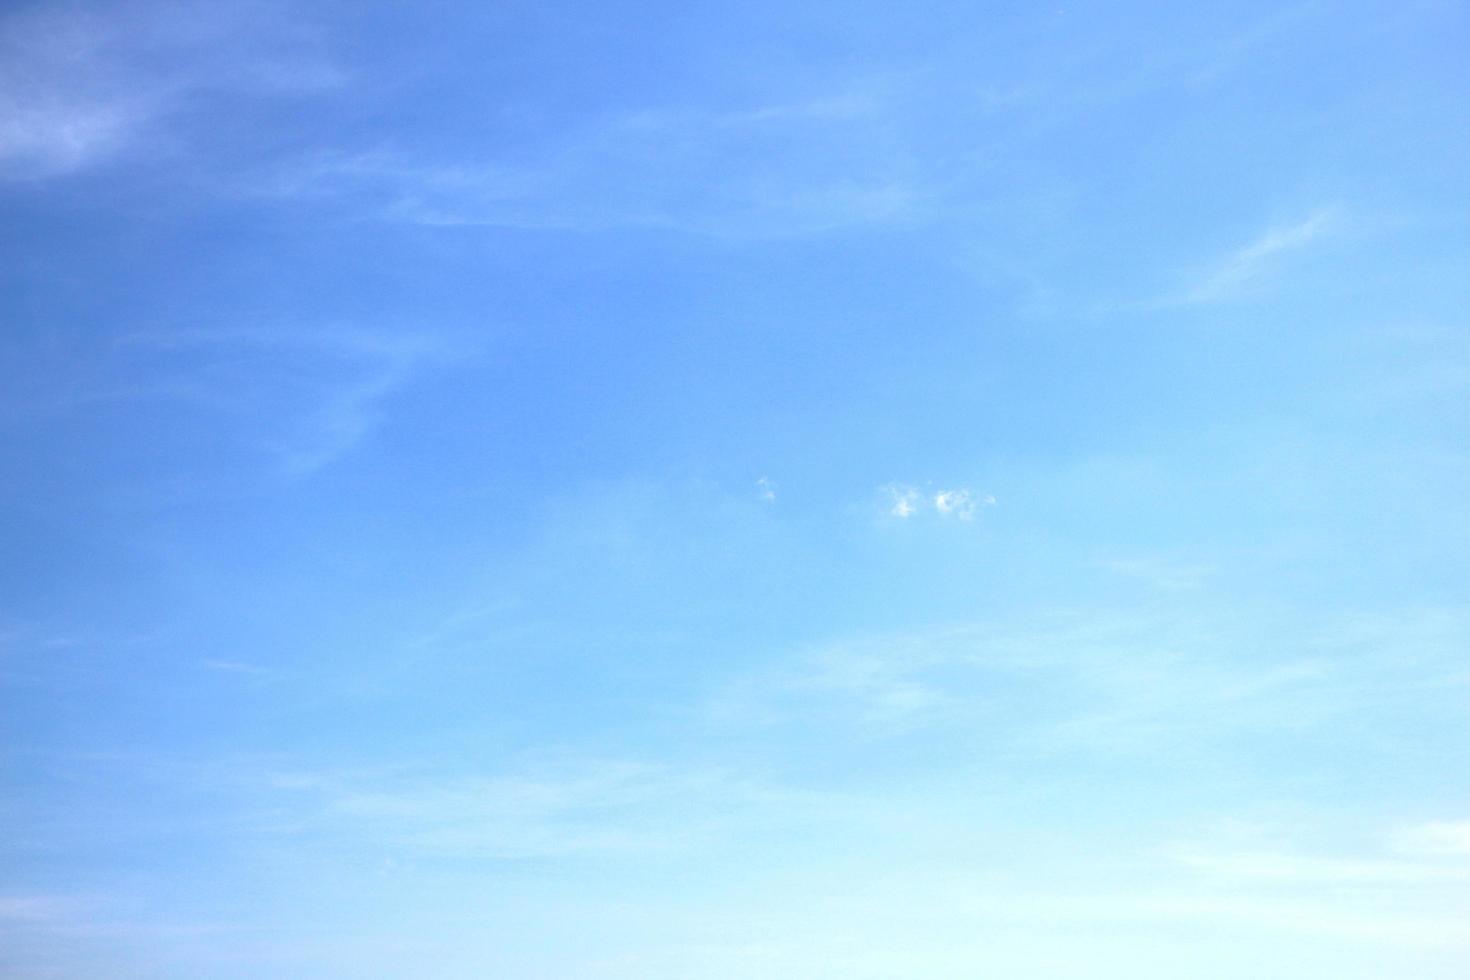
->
[882,483,995,520]
[0,3,342,181]
[1176,206,1343,304]
[934,488,995,520]
[884,483,922,518]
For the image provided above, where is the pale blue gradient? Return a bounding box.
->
[3,2,1469,977]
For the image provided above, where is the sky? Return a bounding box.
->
[1,1,1469,977]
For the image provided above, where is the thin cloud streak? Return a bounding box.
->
[265,90,927,238]
[705,603,1470,749]
[105,325,471,477]
[1174,206,1344,305]
[1171,848,1470,885]
[1395,821,1470,857]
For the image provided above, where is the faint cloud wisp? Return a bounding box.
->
[1175,206,1343,305]
[0,2,343,181]
[114,325,470,478]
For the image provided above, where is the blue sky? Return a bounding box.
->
[2,1,1469,976]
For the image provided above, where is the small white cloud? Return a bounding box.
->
[933,489,969,518]
[884,483,921,518]
[933,488,994,520]
[881,483,993,520]
[756,476,776,502]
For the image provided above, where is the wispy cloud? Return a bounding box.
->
[106,325,470,477]
[1098,554,1215,591]
[269,90,925,238]
[1171,847,1470,885]
[261,756,795,861]
[1394,821,1470,858]
[1167,815,1470,904]
[0,895,74,923]
[1174,206,1343,304]
[963,890,1470,948]
[707,603,1470,750]
[0,3,342,181]
[709,638,954,728]
[883,483,922,518]
[0,7,157,179]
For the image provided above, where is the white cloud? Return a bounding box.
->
[1178,207,1342,304]
[933,488,971,518]
[884,483,921,518]
[933,488,995,519]
[882,484,993,520]
[756,476,777,502]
